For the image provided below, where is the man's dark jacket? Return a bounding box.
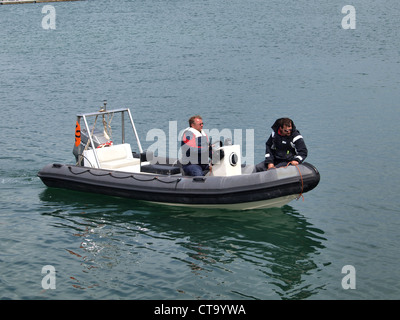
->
[264,118,308,165]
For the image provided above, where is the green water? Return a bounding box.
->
[1,0,400,300]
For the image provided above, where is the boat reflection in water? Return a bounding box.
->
[39,188,327,299]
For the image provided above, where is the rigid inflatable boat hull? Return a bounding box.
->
[38,162,320,210]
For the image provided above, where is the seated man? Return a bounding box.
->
[256,118,308,171]
[180,115,212,176]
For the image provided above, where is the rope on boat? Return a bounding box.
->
[67,166,182,184]
[284,162,304,201]
[102,110,114,141]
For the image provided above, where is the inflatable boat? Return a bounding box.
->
[37,105,320,210]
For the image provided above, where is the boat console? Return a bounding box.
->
[209,145,242,176]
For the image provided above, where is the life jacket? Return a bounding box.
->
[181,127,210,165]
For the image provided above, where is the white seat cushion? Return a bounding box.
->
[84,143,140,170]
[101,158,140,169]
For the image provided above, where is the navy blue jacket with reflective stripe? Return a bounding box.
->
[264,120,308,165]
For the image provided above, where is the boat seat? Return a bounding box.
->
[140,164,181,175]
[84,143,140,170]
